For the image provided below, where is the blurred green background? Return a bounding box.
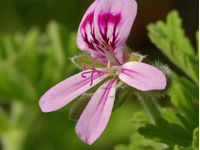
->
[0,0,198,150]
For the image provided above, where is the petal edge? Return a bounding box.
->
[119,62,167,91]
[75,79,117,145]
[39,71,108,112]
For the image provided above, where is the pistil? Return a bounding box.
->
[81,57,102,86]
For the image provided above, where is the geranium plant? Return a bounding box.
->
[39,0,168,145]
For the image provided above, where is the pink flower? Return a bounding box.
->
[39,0,166,145]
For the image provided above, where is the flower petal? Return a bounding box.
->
[93,0,137,65]
[75,79,117,145]
[39,71,108,112]
[119,62,167,91]
[76,1,99,55]
[77,0,137,66]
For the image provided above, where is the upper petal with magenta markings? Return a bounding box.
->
[77,0,137,66]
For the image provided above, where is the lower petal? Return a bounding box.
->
[39,71,108,112]
[119,62,166,91]
[75,79,117,145]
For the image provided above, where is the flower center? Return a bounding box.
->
[81,57,122,86]
[107,65,122,76]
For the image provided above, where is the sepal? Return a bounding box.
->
[70,55,105,69]
[68,96,90,121]
[125,53,147,62]
[113,86,134,111]
[123,44,133,56]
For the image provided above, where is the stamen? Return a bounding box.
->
[105,60,110,71]
[81,56,102,86]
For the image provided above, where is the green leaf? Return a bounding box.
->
[161,108,195,132]
[169,76,199,127]
[138,118,192,147]
[164,146,174,150]
[0,21,79,102]
[47,21,68,68]
[147,10,198,84]
[175,114,196,132]
[0,107,9,134]
[38,22,79,95]
[160,108,182,125]
[131,111,150,124]
[0,62,36,101]
[114,132,164,150]
[0,36,8,59]
[67,31,79,57]
[38,45,66,91]
[1,35,19,63]
[192,128,199,149]
[172,145,196,150]
[70,55,105,69]
[1,127,26,150]
[178,77,199,102]
[20,28,41,84]
[164,11,195,56]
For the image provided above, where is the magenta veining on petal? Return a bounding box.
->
[80,10,122,66]
[81,11,99,50]
[98,12,122,50]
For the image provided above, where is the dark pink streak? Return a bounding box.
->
[81,11,99,50]
[98,79,116,111]
[82,79,116,141]
[121,69,149,85]
[121,69,145,77]
[98,12,122,50]
[89,79,116,127]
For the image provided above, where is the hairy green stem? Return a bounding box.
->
[136,92,162,123]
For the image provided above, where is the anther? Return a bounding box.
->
[105,60,110,71]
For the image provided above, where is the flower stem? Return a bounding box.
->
[135,92,162,123]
